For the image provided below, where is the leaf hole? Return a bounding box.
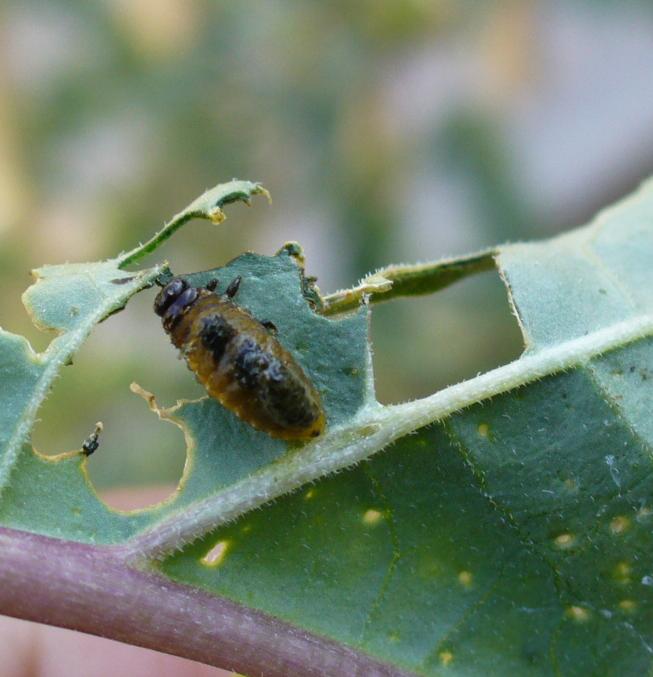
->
[371,268,523,404]
[0,276,51,353]
[31,288,202,504]
[98,486,178,512]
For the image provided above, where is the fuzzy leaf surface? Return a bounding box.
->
[160,182,653,676]
[2,179,653,675]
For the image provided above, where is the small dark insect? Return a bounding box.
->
[82,422,103,456]
[154,276,325,441]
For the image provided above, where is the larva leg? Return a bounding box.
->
[225,276,242,298]
[260,320,278,334]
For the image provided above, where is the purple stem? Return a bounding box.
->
[0,527,412,677]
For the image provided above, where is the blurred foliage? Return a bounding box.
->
[0,0,651,491]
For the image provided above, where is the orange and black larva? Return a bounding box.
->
[154,276,326,440]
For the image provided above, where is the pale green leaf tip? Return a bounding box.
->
[184,179,270,225]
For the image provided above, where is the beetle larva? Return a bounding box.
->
[154,276,325,440]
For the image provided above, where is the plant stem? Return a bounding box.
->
[0,527,411,677]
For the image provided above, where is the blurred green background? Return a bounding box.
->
[2,0,653,497]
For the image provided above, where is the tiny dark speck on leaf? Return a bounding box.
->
[598,288,607,295]
[110,277,135,285]
[82,422,103,456]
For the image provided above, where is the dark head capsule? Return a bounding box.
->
[154,277,188,316]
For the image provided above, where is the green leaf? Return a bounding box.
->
[0,262,161,503]
[2,177,653,675]
[0,180,275,541]
[158,182,653,675]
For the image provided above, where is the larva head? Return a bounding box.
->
[154,277,198,326]
[154,277,189,316]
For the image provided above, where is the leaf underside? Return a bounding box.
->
[2,178,653,675]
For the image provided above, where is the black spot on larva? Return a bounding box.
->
[230,338,319,428]
[200,315,236,363]
[262,370,321,428]
[233,337,271,389]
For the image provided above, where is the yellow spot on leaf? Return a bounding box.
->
[554,533,576,549]
[201,539,231,568]
[439,650,454,666]
[477,423,490,438]
[304,488,316,500]
[363,509,384,525]
[610,516,631,535]
[566,606,590,623]
[458,570,473,588]
[563,478,578,493]
[614,562,632,584]
[619,599,636,613]
[357,424,381,438]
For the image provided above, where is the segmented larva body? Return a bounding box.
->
[154,276,325,441]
